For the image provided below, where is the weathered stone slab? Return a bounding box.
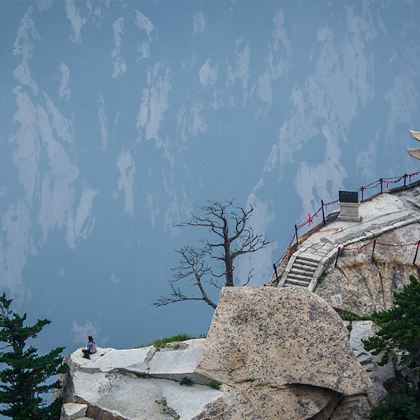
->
[94,347,154,373]
[71,370,222,420]
[148,339,211,384]
[68,340,209,384]
[64,339,222,419]
[196,287,371,396]
[61,402,87,420]
[68,348,114,373]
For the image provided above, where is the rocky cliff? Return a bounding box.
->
[61,185,419,419]
[61,288,392,419]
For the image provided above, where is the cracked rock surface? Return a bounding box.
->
[62,339,222,420]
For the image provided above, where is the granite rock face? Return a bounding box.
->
[197,287,370,394]
[62,339,222,420]
[316,223,420,316]
[195,287,371,419]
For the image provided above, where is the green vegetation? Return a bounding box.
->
[363,276,420,419]
[370,394,420,420]
[149,333,191,350]
[335,308,369,334]
[0,293,67,419]
[209,382,221,390]
[180,377,193,386]
[335,308,366,321]
[133,332,208,350]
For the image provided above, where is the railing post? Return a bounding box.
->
[294,224,299,246]
[321,200,326,225]
[380,178,383,194]
[335,247,341,268]
[273,264,279,280]
[361,187,364,202]
[413,242,419,265]
[404,173,407,187]
[371,239,376,261]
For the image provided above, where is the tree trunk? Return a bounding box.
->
[224,248,234,287]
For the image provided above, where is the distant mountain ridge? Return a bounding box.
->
[0,0,419,352]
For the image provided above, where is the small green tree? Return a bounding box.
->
[363,275,420,371]
[0,293,67,419]
[363,275,420,419]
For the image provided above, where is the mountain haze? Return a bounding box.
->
[0,0,419,352]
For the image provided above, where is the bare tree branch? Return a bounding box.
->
[241,268,255,287]
[156,200,269,309]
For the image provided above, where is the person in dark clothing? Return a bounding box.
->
[82,336,97,359]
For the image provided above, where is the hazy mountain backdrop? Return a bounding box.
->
[0,0,419,352]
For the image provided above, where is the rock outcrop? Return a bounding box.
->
[196,287,371,419]
[61,184,418,418]
[62,288,390,419]
[316,222,420,316]
[62,287,398,419]
[61,339,222,420]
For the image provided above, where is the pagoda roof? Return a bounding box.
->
[409,130,420,141]
[407,148,420,160]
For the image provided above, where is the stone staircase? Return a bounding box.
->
[356,352,376,375]
[330,394,369,420]
[278,252,325,291]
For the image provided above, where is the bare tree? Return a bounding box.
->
[155,200,269,309]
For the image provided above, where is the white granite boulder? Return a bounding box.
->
[63,339,222,419]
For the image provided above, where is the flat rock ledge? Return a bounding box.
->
[62,339,222,420]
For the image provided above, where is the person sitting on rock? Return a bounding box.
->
[82,336,97,359]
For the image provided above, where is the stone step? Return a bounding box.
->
[289,267,315,276]
[295,255,319,264]
[294,258,318,268]
[292,264,317,273]
[283,283,309,288]
[287,273,313,282]
[288,274,313,283]
[285,278,311,287]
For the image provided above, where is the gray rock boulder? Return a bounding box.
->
[197,287,371,394]
[60,402,87,420]
[196,287,371,419]
[348,321,395,404]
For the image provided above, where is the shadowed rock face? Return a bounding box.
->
[195,287,371,419]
